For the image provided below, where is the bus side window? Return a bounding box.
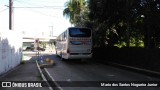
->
[59,35,62,42]
[57,36,60,41]
[64,32,66,41]
[65,31,67,39]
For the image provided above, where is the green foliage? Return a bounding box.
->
[63,0,160,48]
[63,0,86,26]
[37,75,43,80]
[39,41,47,48]
[114,41,126,48]
[114,37,144,48]
[88,0,160,48]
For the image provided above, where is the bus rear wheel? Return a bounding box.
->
[60,52,65,61]
[56,50,57,55]
[61,56,66,61]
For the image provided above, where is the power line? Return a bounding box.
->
[15,0,64,4]
[26,9,62,18]
[14,0,43,7]
[13,6,64,10]
[14,0,64,9]
[15,5,62,18]
[2,0,65,18]
[12,0,64,18]
[0,8,8,13]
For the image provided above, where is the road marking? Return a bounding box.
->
[44,68,63,90]
[66,79,72,82]
[36,60,53,90]
[107,74,115,77]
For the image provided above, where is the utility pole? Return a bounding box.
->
[49,25,53,37]
[9,0,13,30]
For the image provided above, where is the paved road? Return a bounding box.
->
[39,54,160,90]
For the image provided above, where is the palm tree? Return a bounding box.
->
[63,0,85,25]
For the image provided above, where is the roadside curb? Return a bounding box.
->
[108,62,160,78]
[36,60,53,90]
[36,60,63,90]
[43,68,63,90]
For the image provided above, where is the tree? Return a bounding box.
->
[138,0,160,48]
[63,0,86,26]
[63,0,160,48]
[88,0,139,47]
[88,0,160,48]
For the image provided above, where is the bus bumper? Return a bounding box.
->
[66,53,92,59]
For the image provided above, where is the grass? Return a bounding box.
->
[20,60,26,64]
[20,54,26,64]
[37,75,43,80]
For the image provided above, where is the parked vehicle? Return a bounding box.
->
[25,47,34,51]
[25,46,45,51]
[37,47,45,51]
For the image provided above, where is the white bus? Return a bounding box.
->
[55,27,92,60]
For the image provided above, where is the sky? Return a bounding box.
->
[0,0,71,36]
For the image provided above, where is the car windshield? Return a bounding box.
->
[69,28,91,37]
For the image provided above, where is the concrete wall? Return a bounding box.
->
[0,30,22,75]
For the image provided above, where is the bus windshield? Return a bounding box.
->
[69,28,91,37]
